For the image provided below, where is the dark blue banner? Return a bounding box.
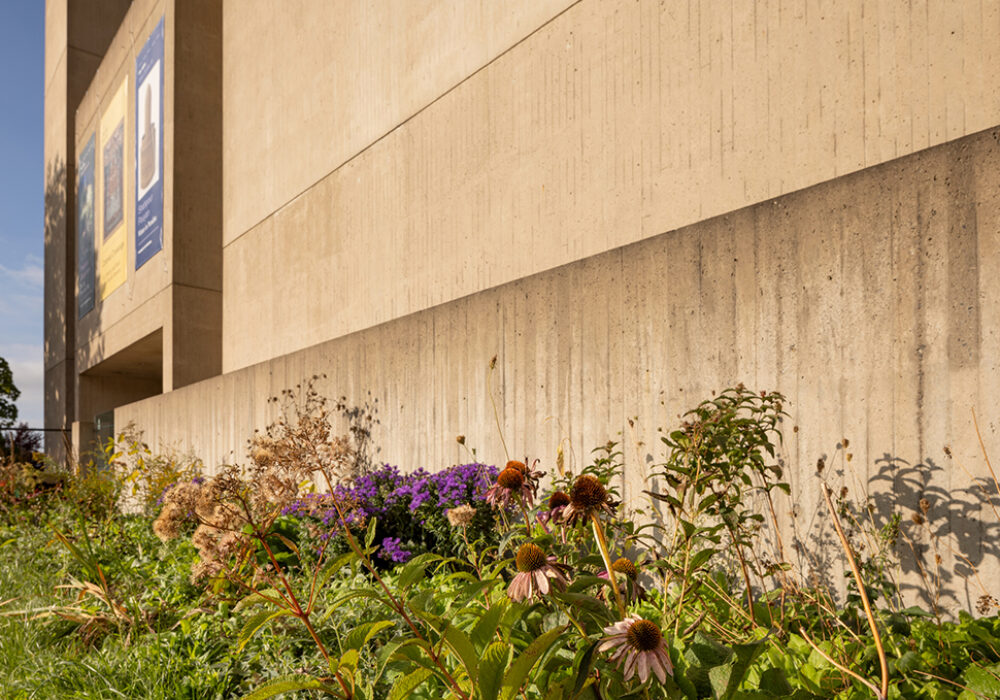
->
[77,133,96,318]
[135,17,164,269]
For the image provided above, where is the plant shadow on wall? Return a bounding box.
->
[787,432,1000,621]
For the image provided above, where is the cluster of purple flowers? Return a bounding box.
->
[380,536,412,563]
[328,462,498,516]
[275,463,501,565]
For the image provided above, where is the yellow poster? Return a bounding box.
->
[99,77,128,299]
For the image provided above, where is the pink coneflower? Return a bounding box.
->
[507,459,543,492]
[485,466,534,509]
[507,543,570,601]
[598,557,646,603]
[539,490,570,525]
[599,615,673,684]
[561,475,617,526]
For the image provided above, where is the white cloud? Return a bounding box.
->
[4,344,42,428]
[0,256,44,428]
[0,261,43,289]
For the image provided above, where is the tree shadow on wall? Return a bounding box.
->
[43,157,69,459]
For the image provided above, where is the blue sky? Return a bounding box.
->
[0,2,44,429]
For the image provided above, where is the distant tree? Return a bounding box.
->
[0,357,19,430]
[1,422,41,464]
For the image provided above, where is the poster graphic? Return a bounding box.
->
[103,121,124,236]
[135,17,164,269]
[99,77,129,299]
[77,134,96,318]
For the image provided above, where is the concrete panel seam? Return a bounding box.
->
[173,281,223,295]
[223,0,585,251]
[44,50,68,97]
[66,43,104,60]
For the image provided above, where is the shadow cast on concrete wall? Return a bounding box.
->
[43,156,70,458]
[787,447,1000,614]
[868,452,1000,613]
[44,153,113,465]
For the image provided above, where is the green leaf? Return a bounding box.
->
[500,625,567,700]
[241,673,338,700]
[234,588,284,612]
[687,548,717,572]
[478,641,511,700]
[472,600,507,649]
[397,552,443,590]
[338,648,360,674]
[572,640,600,695]
[388,667,433,700]
[893,650,921,673]
[344,619,395,653]
[758,667,792,695]
[963,664,1000,697]
[311,551,358,596]
[442,624,480,678]
[238,609,295,652]
[364,518,378,548]
[319,588,386,624]
[709,639,768,700]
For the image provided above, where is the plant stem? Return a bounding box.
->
[333,502,471,700]
[518,495,533,537]
[487,361,510,462]
[821,484,888,700]
[799,628,884,700]
[591,514,627,618]
[553,595,589,639]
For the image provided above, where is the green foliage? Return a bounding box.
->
[0,356,20,430]
[0,385,997,700]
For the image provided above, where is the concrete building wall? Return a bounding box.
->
[45,0,1000,609]
[44,0,135,455]
[73,0,173,377]
[120,127,1000,610]
[50,0,222,452]
[221,0,1000,372]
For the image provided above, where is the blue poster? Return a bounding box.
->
[135,17,164,269]
[77,133,96,318]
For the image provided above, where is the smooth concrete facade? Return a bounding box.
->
[46,1,1000,609]
[45,0,221,455]
[222,0,1000,372]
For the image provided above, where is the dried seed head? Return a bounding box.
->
[919,498,931,514]
[506,460,527,474]
[911,513,925,525]
[456,435,465,445]
[515,543,547,573]
[977,594,999,615]
[611,557,639,580]
[497,467,525,490]
[570,475,608,510]
[625,619,663,651]
[446,504,476,527]
[548,491,570,509]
